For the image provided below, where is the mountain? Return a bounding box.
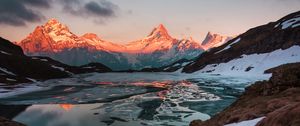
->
[200,32,233,50]
[81,33,126,52]
[124,24,176,53]
[191,62,300,126]
[121,24,203,70]
[182,11,300,76]
[18,20,204,70]
[0,37,111,85]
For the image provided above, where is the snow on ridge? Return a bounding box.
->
[0,51,12,55]
[40,59,48,61]
[51,65,65,71]
[281,16,300,29]
[215,38,241,54]
[0,67,16,76]
[26,78,38,82]
[292,23,300,28]
[224,117,265,126]
[51,65,73,75]
[198,45,300,78]
[6,78,16,81]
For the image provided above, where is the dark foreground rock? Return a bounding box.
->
[0,117,25,126]
[0,105,28,126]
[190,62,300,126]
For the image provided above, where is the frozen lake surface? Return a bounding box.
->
[0,72,265,126]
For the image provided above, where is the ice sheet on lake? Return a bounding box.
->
[12,80,216,126]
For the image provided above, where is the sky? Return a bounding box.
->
[0,0,300,44]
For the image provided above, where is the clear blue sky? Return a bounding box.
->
[0,0,299,43]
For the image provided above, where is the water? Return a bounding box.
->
[0,72,260,126]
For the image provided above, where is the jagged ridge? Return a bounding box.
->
[18,20,206,70]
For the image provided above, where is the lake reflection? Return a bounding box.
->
[0,73,259,126]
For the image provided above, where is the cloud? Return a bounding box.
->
[60,0,119,22]
[85,1,117,17]
[22,0,52,8]
[0,0,119,26]
[60,0,81,15]
[0,0,51,26]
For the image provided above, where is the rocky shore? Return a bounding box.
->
[0,117,24,126]
[190,63,300,126]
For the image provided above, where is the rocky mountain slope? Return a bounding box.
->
[190,62,300,126]
[183,11,300,76]
[0,37,111,85]
[18,20,204,70]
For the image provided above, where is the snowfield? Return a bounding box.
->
[197,45,300,78]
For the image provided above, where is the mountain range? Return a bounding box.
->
[18,19,230,70]
[0,37,111,84]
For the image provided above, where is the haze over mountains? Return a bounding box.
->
[18,19,230,70]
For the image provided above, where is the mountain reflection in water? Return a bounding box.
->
[0,73,260,126]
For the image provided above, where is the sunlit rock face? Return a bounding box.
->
[18,20,204,70]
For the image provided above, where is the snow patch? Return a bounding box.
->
[0,51,11,55]
[51,65,65,71]
[224,117,265,126]
[274,23,280,28]
[292,23,300,28]
[215,38,241,54]
[281,16,300,29]
[0,67,16,76]
[26,78,38,82]
[40,59,48,62]
[6,78,16,81]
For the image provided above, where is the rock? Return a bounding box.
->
[0,116,25,126]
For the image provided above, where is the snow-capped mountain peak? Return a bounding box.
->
[146,24,173,40]
[44,19,70,34]
[42,18,79,43]
[201,32,233,50]
[18,20,204,70]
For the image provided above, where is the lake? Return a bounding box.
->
[0,72,262,126]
